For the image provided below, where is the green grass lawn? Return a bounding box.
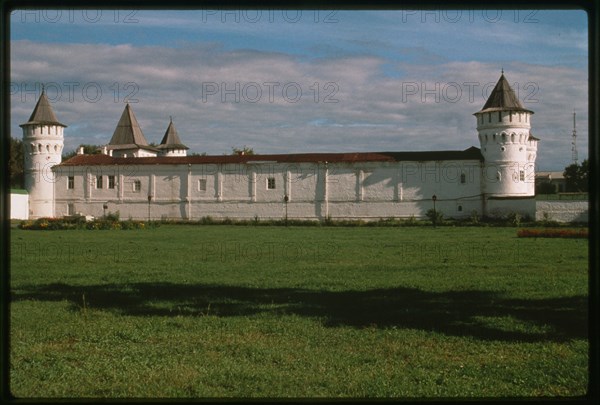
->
[10,225,588,398]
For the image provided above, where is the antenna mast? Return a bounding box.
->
[571,110,578,165]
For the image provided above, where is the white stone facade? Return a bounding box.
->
[53,158,492,221]
[22,73,545,221]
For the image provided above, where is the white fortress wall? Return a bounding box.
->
[54,158,484,220]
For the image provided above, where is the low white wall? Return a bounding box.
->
[11,193,29,220]
[536,200,588,223]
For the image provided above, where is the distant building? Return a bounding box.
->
[535,171,566,193]
[20,73,540,221]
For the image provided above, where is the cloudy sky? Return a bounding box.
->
[10,9,587,170]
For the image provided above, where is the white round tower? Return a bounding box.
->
[474,73,537,197]
[19,87,67,218]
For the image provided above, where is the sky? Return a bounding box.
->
[9,9,588,170]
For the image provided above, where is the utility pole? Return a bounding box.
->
[571,110,578,165]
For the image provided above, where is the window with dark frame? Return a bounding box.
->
[68,176,74,189]
[133,180,141,192]
[267,177,276,190]
[108,175,115,189]
[96,175,103,189]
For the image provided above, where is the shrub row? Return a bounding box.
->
[161,214,577,228]
[517,228,588,238]
[18,217,159,231]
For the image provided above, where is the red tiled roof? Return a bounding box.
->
[58,147,483,167]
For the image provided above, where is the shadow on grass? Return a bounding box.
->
[12,282,587,343]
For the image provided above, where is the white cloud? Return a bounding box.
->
[10,39,587,170]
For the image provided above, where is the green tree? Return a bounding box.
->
[535,181,557,195]
[563,159,588,192]
[9,137,24,189]
[231,145,255,155]
[62,144,103,160]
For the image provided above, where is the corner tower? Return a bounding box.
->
[474,73,538,197]
[19,88,66,218]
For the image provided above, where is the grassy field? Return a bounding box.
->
[9,225,588,398]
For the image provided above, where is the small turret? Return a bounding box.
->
[20,87,66,218]
[157,117,189,156]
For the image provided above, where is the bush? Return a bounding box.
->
[19,216,155,231]
[506,212,522,227]
[425,208,444,225]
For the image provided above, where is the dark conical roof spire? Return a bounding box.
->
[108,103,150,146]
[477,73,533,114]
[157,117,189,150]
[20,87,67,127]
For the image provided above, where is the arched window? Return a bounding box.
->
[54,145,58,152]
[509,111,512,122]
[511,134,515,143]
[46,144,50,152]
[501,133,506,141]
[38,144,42,152]
[460,173,466,184]
[30,144,35,153]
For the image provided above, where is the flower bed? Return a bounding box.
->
[517,228,588,238]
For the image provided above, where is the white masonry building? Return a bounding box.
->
[20,73,538,221]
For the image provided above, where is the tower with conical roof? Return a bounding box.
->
[157,117,189,156]
[20,87,67,218]
[106,103,158,157]
[474,72,538,198]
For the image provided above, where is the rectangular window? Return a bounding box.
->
[68,176,74,189]
[519,170,525,182]
[96,175,103,189]
[67,203,75,215]
[488,113,491,123]
[108,175,115,189]
[198,179,207,191]
[267,177,276,190]
[133,180,141,192]
[460,173,466,184]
